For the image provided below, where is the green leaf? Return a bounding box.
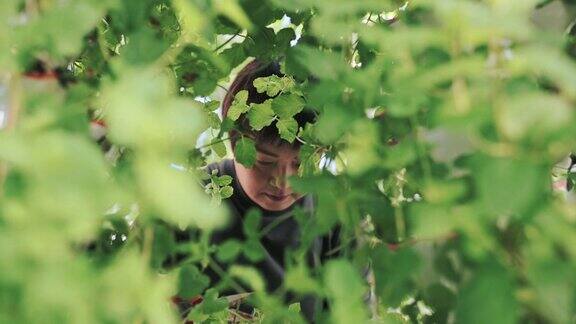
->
[151,225,174,269]
[253,75,295,96]
[288,45,346,80]
[220,185,233,199]
[214,175,233,186]
[245,27,296,61]
[472,156,546,218]
[288,302,301,313]
[15,1,116,61]
[455,262,518,324]
[342,120,380,174]
[243,239,265,262]
[211,139,227,158]
[371,246,422,306]
[527,260,574,323]
[285,263,322,294]
[220,43,247,68]
[234,137,257,168]
[229,265,265,291]
[173,45,230,96]
[498,93,572,142]
[298,144,321,176]
[387,80,428,117]
[314,106,350,144]
[220,117,235,132]
[248,100,275,130]
[122,26,172,65]
[271,93,305,119]
[382,139,418,169]
[410,203,459,239]
[422,179,467,204]
[216,239,242,262]
[242,209,262,238]
[134,156,228,230]
[204,101,220,112]
[227,90,250,121]
[207,111,221,129]
[101,68,203,149]
[324,260,368,324]
[276,117,298,143]
[197,289,229,315]
[213,0,253,31]
[179,264,210,298]
[172,0,207,41]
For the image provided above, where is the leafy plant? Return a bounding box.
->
[1,0,576,323]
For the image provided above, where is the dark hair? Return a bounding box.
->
[222,60,316,148]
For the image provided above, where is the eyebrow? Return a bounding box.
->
[255,146,279,157]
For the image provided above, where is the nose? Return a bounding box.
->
[270,163,297,192]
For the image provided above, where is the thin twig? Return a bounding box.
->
[207,256,246,294]
[213,32,241,53]
[259,212,293,237]
[217,84,229,93]
[197,136,230,150]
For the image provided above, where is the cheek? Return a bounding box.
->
[244,168,270,192]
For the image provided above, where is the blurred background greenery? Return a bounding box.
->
[1,0,576,323]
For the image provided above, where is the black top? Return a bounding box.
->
[205,159,338,322]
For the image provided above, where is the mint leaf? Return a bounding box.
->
[211,139,227,158]
[214,175,232,186]
[227,90,250,121]
[243,239,265,262]
[229,265,265,291]
[242,208,261,238]
[206,111,221,129]
[253,75,295,96]
[178,265,210,298]
[272,93,305,118]
[276,117,298,143]
[216,239,242,262]
[288,302,301,313]
[234,137,256,167]
[324,260,368,323]
[456,263,518,324]
[248,99,275,130]
[272,93,305,119]
[203,100,220,112]
[220,185,233,199]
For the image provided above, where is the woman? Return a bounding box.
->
[199,60,339,322]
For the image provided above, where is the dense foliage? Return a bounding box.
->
[1,0,576,323]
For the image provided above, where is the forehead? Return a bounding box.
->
[255,140,300,158]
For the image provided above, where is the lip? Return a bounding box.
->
[263,193,290,202]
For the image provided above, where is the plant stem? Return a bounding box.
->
[142,226,154,263]
[217,84,229,93]
[207,256,246,294]
[410,116,432,180]
[394,204,406,242]
[197,137,230,150]
[213,32,241,53]
[259,212,293,237]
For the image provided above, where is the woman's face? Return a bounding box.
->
[233,140,302,211]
